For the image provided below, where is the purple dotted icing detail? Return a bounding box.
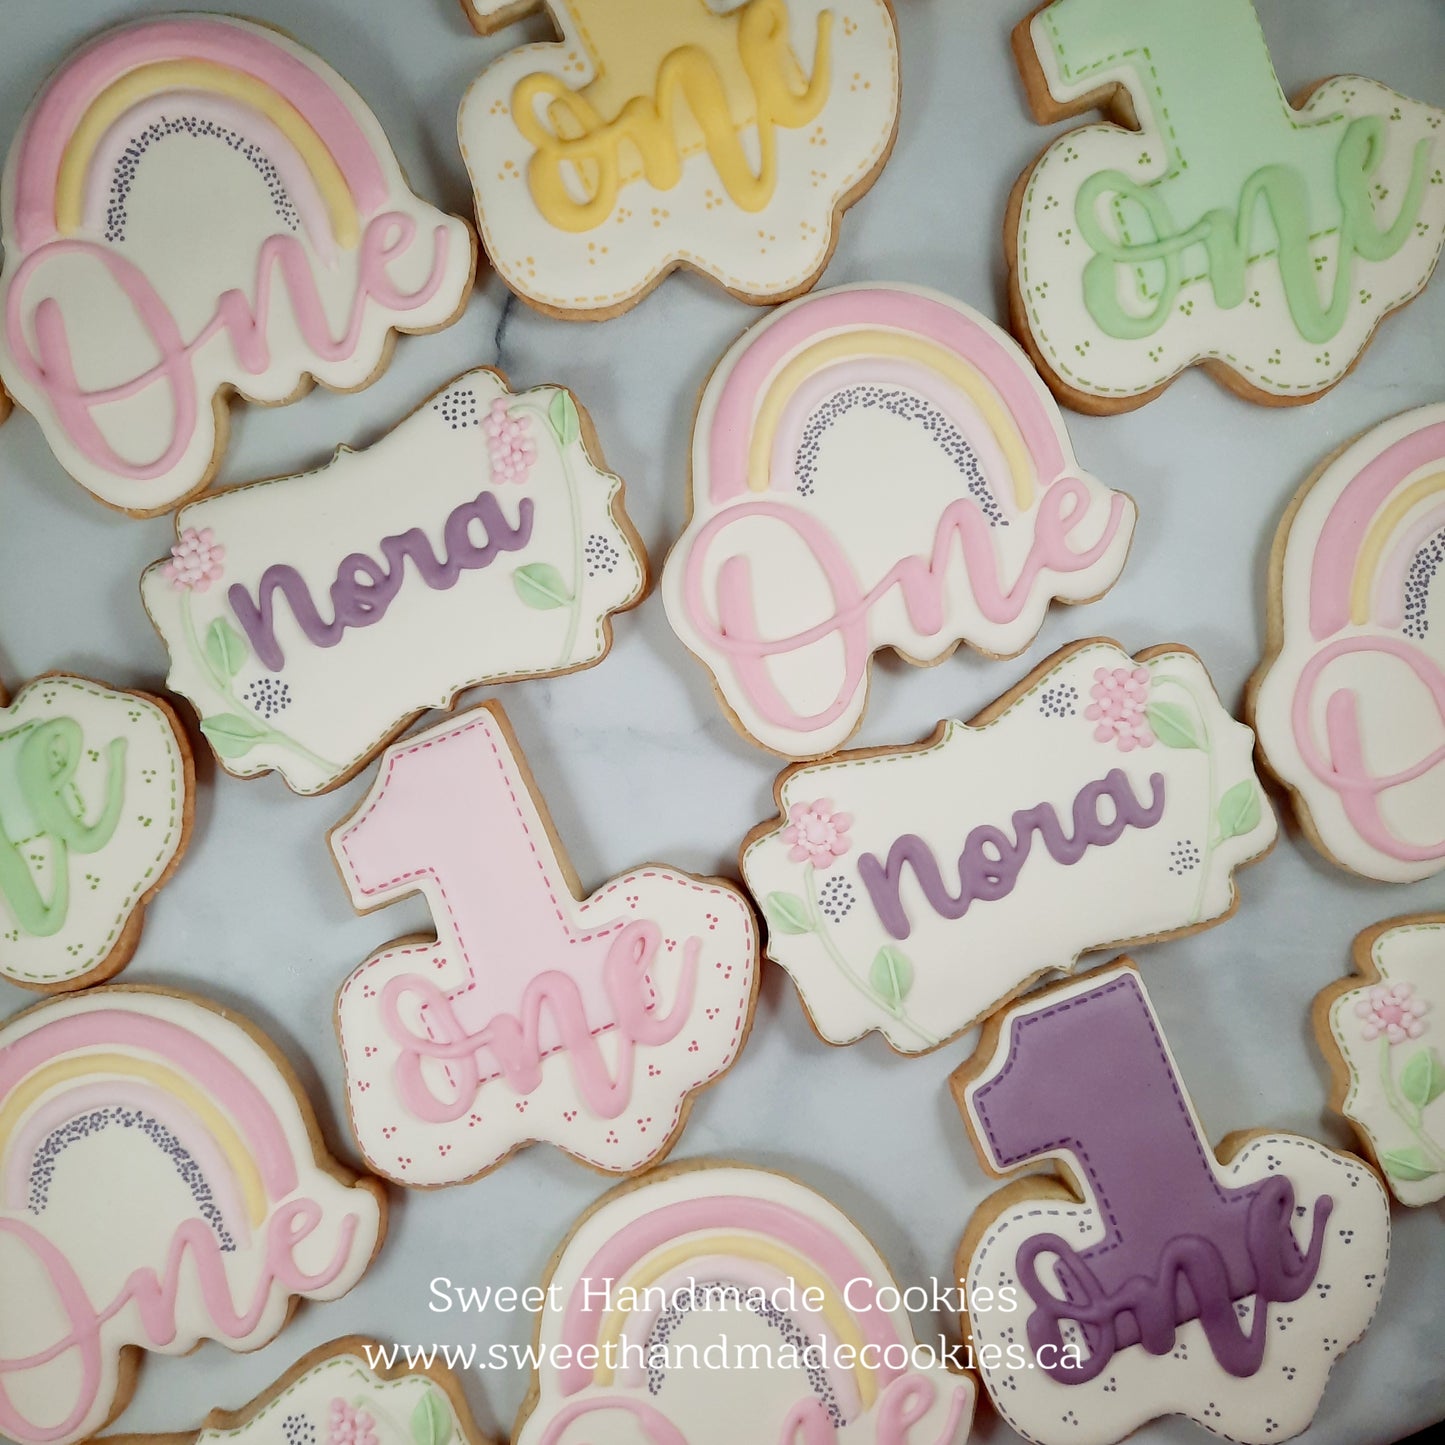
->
[244,677,291,719]
[28,1106,236,1251]
[585,534,620,576]
[644,1280,841,1424]
[1403,529,1443,640]
[795,385,1005,525]
[433,385,481,429]
[106,115,299,244]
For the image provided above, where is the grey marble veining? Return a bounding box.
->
[0,2,1442,1443]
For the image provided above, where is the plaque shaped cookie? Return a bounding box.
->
[1250,405,1445,882]
[457,0,899,317]
[954,963,1390,1445]
[107,1336,493,1445]
[0,675,192,993]
[331,703,758,1186]
[663,285,1136,758]
[515,1161,975,1445]
[1316,914,1445,1207]
[0,14,476,514]
[1008,0,1445,412]
[0,988,386,1445]
[143,369,646,795]
[742,640,1275,1053]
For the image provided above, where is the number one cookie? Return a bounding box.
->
[457,0,900,317]
[953,963,1389,1445]
[1009,0,1445,411]
[331,702,758,1185]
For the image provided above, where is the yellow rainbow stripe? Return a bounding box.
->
[55,59,360,246]
[1350,470,1445,625]
[0,1052,268,1226]
[747,330,1036,507]
[591,1233,875,1406]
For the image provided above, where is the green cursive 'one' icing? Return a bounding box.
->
[0,720,126,935]
[1041,0,1434,343]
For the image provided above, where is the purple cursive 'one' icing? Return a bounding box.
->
[228,490,534,670]
[971,972,1331,1382]
[857,769,1166,940]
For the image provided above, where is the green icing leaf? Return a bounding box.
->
[1381,1145,1438,1183]
[1215,780,1263,840]
[1145,699,1204,750]
[763,891,812,936]
[410,1389,453,1445]
[548,389,581,447]
[870,945,914,1011]
[204,617,249,679]
[512,562,572,610]
[199,713,266,758]
[1400,1048,1445,1109]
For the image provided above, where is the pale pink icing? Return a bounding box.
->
[1374,503,1445,629]
[1291,634,1445,862]
[707,289,1067,505]
[768,357,1019,518]
[80,90,337,258]
[2,1078,251,1244]
[12,17,387,250]
[1308,420,1445,639]
[555,1196,901,1397]
[0,1008,296,1197]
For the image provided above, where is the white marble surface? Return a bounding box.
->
[1,1,1443,1442]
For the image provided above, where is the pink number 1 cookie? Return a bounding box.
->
[331,703,759,1185]
[0,15,476,514]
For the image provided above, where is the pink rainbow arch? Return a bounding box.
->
[11,16,389,252]
[705,287,1071,507]
[556,1193,904,1399]
[0,1007,299,1203]
[1308,418,1445,640]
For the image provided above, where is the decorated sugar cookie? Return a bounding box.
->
[954,962,1389,1445]
[0,14,476,515]
[662,285,1136,758]
[106,1335,492,1445]
[515,1161,975,1445]
[0,987,386,1445]
[143,369,645,795]
[1316,914,1445,1207]
[457,1,899,317]
[1008,0,1445,412]
[331,703,758,1186]
[742,639,1275,1053]
[1249,405,1445,881]
[0,674,192,993]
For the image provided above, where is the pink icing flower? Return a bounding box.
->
[486,397,537,484]
[1085,666,1154,751]
[782,799,853,870]
[1355,981,1428,1045]
[163,527,225,592]
[328,1400,378,1445]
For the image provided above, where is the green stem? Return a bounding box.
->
[1152,673,1216,924]
[181,592,339,778]
[804,866,938,1050]
[1378,1036,1445,1170]
[513,399,585,668]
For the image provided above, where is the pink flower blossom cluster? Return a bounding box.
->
[327,1399,379,1445]
[782,799,853,870]
[486,397,537,483]
[163,527,225,592]
[1085,665,1154,752]
[1355,981,1429,1045]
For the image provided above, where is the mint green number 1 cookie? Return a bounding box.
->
[1007,0,1445,412]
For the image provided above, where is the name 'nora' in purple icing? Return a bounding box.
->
[228,489,534,670]
[858,768,1167,940]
